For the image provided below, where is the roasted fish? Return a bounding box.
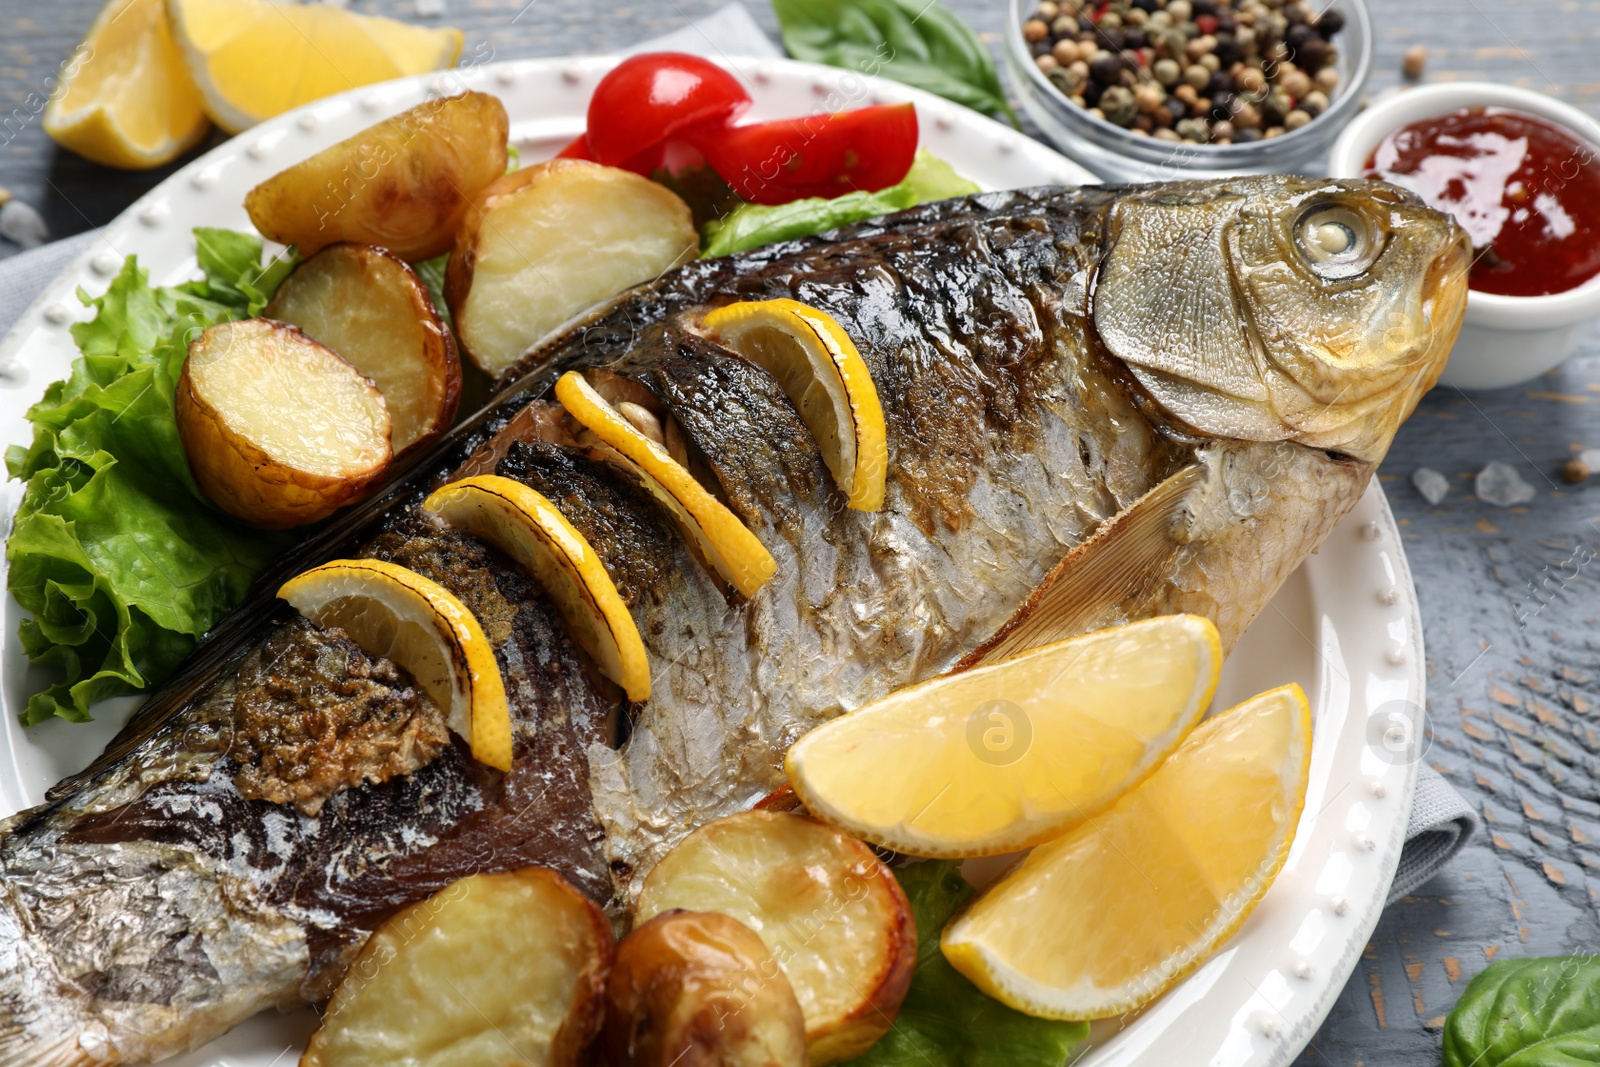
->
[0,177,1468,1066]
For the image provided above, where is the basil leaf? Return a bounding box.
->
[1443,956,1600,1067]
[772,0,1020,126]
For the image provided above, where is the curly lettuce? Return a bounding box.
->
[4,229,295,724]
[848,861,1089,1067]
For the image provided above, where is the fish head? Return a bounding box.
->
[1093,175,1470,463]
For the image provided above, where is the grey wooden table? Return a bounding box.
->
[4,1,1600,1064]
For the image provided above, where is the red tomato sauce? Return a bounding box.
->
[1363,107,1600,297]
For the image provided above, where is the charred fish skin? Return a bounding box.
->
[0,177,1468,1067]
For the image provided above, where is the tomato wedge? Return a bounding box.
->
[688,103,919,204]
[556,133,595,160]
[585,52,751,168]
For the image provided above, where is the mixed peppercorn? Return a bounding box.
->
[1021,0,1348,145]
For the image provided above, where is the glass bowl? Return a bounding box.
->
[1004,0,1373,183]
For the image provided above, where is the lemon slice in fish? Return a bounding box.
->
[702,299,887,511]
[555,369,777,598]
[785,615,1222,858]
[941,684,1312,1020]
[278,559,512,771]
[424,474,650,702]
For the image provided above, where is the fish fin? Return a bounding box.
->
[956,463,1204,670]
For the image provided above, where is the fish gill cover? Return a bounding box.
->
[4,229,295,724]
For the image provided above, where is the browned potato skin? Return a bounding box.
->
[606,911,808,1067]
[245,91,509,262]
[798,842,915,1065]
[264,243,461,458]
[176,319,391,530]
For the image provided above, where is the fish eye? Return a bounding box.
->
[1294,203,1380,279]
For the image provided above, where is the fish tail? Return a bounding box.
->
[0,903,108,1067]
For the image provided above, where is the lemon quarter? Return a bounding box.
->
[278,559,511,771]
[555,370,776,598]
[941,684,1313,1020]
[167,0,463,134]
[43,0,210,169]
[424,474,650,702]
[786,614,1221,857]
[702,299,887,511]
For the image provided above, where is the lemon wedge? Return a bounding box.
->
[554,370,776,598]
[43,0,210,169]
[278,559,511,771]
[424,475,650,702]
[166,0,463,134]
[941,683,1313,1020]
[785,615,1221,857]
[702,299,887,511]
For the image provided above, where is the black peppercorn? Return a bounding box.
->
[1316,9,1345,36]
[1099,27,1127,50]
[1285,24,1315,51]
[1090,54,1124,84]
[1210,33,1238,65]
[1082,80,1104,106]
[1132,0,1160,11]
[1234,127,1262,143]
[1191,0,1216,15]
[1206,71,1231,98]
[1295,36,1330,69]
[1124,27,1148,50]
[1210,90,1236,120]
[1078,14,1097,32]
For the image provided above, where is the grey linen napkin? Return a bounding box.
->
[0,2,1474,902]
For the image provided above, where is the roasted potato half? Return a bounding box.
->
[245,91,509,261]
[265,244,461,457]
[301,868,614,1067]
[606,910,808,1067]
[176,318,391,529]
[635,811,917,1064]
[444,159,697,377]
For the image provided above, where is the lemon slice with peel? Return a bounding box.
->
[702,299,887,511]
[786,614,1221,858]
[278,559,511,771]
[424,475,650,702]
[941,683,1313,1020]
[167,0,463,134]
[555,370,776,598]
[43,0,210,169]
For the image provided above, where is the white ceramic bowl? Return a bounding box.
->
[1329,81,1600,390]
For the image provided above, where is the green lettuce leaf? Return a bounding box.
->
[847,861,1089,1067]
[5,233,295,724]
[701,150,980,258]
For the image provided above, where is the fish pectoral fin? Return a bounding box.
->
[956,464,1204,670]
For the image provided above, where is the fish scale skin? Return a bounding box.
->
[0,180,1460,1065]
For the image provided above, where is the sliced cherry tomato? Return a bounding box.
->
[687,103,918,205]
[556,133,595,160]
[585,52,751,167]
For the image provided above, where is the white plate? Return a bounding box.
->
[0,55,1422,1067]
